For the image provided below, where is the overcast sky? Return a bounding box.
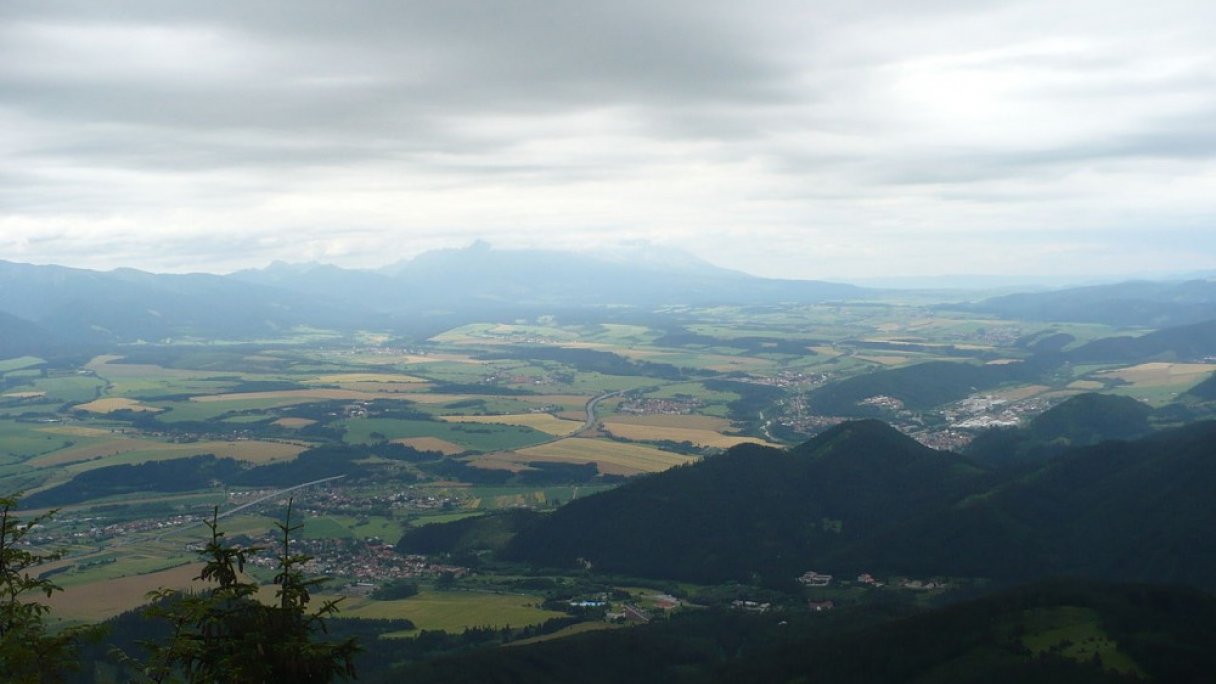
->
[2,1,1214,280]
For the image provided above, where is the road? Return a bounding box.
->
[577,390,628,436]
[156,474,347,541]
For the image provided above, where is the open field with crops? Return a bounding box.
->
[600,419,773,449]
[496,438,696,475]
[439,413,583,436]
[341,591,567,633]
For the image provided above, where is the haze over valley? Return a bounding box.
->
[3,1,1216,682]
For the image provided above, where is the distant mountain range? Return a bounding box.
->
[229,242,868,313]
[404,405,1216,590]
[5,248,1216,353]
[0,246,868,351]
[963,278,1216,328]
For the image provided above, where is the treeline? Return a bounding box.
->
[382,580,1216,684]
[805,360,1031,415]
[653,327,822,356]
[22,455,243,508]
[477,346,694,380]
[440,414,1216,589]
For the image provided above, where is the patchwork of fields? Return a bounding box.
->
[4,300,1215,651]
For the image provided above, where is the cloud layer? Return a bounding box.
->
[2,0,1214,279]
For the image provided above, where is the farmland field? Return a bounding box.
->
[344,417,553,452]
[600,419,774,449]
[439,413,583,436]
[74,397,162,413]
[497,438,696,475]
[42,563,204,622]
[341,591,567,633]
[30,437,306,469]
[8,294,1210,654]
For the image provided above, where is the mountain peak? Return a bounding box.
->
[794,419,934,460]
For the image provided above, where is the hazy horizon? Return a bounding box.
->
[3,1,1214,280]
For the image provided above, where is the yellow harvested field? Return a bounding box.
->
[332,381,431,393]
[273,417,316,428]
[1099,362,1215,387]
[2,391,45,399]
[30,438,305,468]
[605,414,732,430]
[74,397,162,413]
[192,388,417,403]
[1068,380,1105,390]
[601,421,773,449]
[990,385,1052,401]
[399,393,485,404]
[316,373,428,383]
[394,437,465,455]
[37,425,116,437]
[507,621,624,646]
[84,355,207,379]
[810,346,841,357]
[41,563,204,622]
[28,437,155,467]
[502,438,695,475]
[520,394,591,409]
[856,355,911,366]
[339,591,567,632]
[439,413,583,436]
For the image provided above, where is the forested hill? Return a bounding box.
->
[1067,318,1216,363]
[964,278,1216,327]
[0,260,367,345]
[965,392,1154,463]
[388,580,1216,684]
[461,418,1216,588]
[0,310,55,357]
[500,420,984,583]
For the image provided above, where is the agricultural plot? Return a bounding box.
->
[191,388,419,403]
[30,437,306,470]
[41,562,204,622]
[342,591,567,633]
[0,422,77,461]
[493,438,695,476]
[1099,363,1215,404]
[314,373,429,384]
[439,413,583,437]
[30,375,106,403]
[1016,606,1142,676]
[1098,362,1214,387]
[155,396,318,422]
[0,356,45,372]
[600,416,773,449]
[343,417,553,452]
[74,397,162,413]
[394,437,465,455]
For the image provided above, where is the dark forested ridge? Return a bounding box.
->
[462,418,1216,588]
[965,278,1216,327]
[804,361,1034,416]
[965,392,1154,463]
[386,580,1216,684]
[1067,318,1216,363]
[499,421,984,583]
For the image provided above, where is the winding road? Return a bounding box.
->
[156,474,347,541]
[577,390,628,436]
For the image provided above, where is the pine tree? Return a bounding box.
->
[132,499,359,683]
[0,495,89,683]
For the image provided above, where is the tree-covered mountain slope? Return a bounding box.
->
[411,419,1216,589]
[387,580,1216,684]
